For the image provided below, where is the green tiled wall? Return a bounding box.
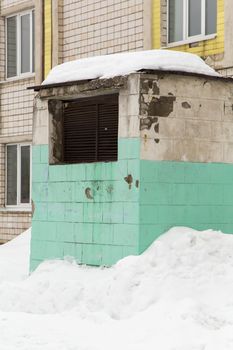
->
[31,143,233,270]
[30,139,141,270]
[139,160,233,252]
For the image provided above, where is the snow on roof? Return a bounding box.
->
[42,49,220,86]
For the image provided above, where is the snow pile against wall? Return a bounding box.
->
[43,49,220,85]
[0,228,30,282]
[1,227,233,349]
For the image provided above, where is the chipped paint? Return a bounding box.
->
[182,102,191,109]
[141,79,160,95]
[140,78,176,118]
[154,123,159,133]
[147,96,176,117]
[48,100,64,164]
[140,116,158,130]
[85,187,94,200]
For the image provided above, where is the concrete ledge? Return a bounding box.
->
[1,0,34,16]
[0,134,32,144]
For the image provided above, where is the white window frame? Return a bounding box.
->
[5,143,32,210]
[6,9,35,80]
[167,0,217,47]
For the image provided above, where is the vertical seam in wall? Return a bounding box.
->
[143,0,152,50]
[44,0,52,78]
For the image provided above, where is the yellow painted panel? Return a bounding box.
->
[44,0,52,78]
[152,0,161,49]
[152,0,225,57]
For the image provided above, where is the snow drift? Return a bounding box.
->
[1,227,233,349]
[43,49,220,86]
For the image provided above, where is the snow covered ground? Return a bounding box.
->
[1,227,233,350]
[43,49,220,86]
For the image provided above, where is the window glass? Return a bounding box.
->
[7,16,17,78]
[6,11,34,78]
[21,14,30,73]
[188,0,202,37]
[206,0,217,35]
[168,0,183,43]
[21,146,30,204]
[7,145,17,205]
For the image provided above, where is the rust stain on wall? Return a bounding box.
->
[124,174,133,189]
[85,187,94,200]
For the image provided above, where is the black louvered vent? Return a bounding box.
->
[63,94,118,163]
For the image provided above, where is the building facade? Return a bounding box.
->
[0,0,151,243]
[152,0,233,77]
[0,0,36,242]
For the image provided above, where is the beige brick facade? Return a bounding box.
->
[0,211,31,243]
[0,17,4,82]
[58,0,145,63]
[0,0,35,242]
[0,78,34,136]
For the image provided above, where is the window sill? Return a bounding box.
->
[0,206,32,213]
[164,33,217,49]
[0,73,35,84]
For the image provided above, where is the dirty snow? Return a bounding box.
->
[1,227,233,349]
[43,49,220,86]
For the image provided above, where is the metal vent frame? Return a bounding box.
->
[63,94,119,164]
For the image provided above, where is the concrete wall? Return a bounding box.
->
[139,73,233,163]
[138,73,233,252]
[30,75,141,270]
[30,72,233,269]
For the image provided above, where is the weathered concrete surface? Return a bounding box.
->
[139,73,233,163]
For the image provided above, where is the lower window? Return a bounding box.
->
[6,144,31,207]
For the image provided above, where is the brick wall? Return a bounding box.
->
[0,211,31,243]
[0,78,34,136]
[0,144,4,207]
[0,17,4,81]
[0,0,34,242]
[59,0,144,63]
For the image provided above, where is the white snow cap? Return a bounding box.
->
[43,49,220,85]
